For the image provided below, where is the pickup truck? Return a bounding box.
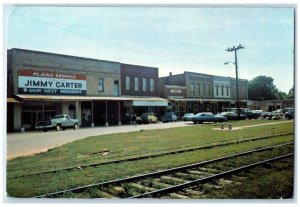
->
[136,112,158,124]
[35,114,80,131]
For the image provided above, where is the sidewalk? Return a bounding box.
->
[6,122,192,160]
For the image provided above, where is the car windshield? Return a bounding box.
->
[184,113,193,116]
[54,115,64,119]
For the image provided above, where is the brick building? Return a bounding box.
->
[7,48,167,132]
[159,71,249,117]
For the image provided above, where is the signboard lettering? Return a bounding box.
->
[18,70,87,96]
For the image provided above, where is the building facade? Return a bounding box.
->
[120,63,158,97]
[230,78,248,100]
[159,71,249,116]
[7,48,167,131]
[120,63,166,118]
[247,99,294,111]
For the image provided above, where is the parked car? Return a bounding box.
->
[182,113,194,121]
[261,111,282,120]
[35,114,80,131]
[34,120,52,131]
[226,108,259,119]
[136,112,158,124]
[191,112,227,124]
[252,110,263,117]
[261,111,273,119]
[218,112,247,120]
[284,108,294,119]
[161,112,177,123]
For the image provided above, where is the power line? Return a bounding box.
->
[226,44,245,119]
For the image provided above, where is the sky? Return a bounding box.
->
[5,6,295,93]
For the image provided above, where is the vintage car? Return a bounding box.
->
[226,108,259,119]
[182,113,194,121]
[35,114,80,131]
[191,112,227,124]
[284,108,294,119]
[218,112,247,120]
[161,112,177,123]
[261,110,283,120]
[136,112,158,124]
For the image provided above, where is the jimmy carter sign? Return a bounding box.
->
[18,70,87,95]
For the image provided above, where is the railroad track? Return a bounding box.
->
[35,142,294,198]
[8,132,293,179]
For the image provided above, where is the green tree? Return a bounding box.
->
[276,90,287,100]
[287,86,294,99]
[248,76,282,101]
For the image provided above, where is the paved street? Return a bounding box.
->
[6,122,193,160]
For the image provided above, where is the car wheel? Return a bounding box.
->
[74,123,79,130]
[199,121,203,124]
[193,121,197,124]
[56,124,62,131]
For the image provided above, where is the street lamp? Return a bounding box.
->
[224,61,235,65]
[225,44,245,120]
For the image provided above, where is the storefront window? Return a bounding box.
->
[150,79,154,92]
[135,77,139,91]
[126,76,130,91]
[221,86,224,96]
[197,83,201,95]
[98,78,104,92]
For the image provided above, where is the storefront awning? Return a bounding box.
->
[168,98,234,102]
[168,98,203,102]
[124,100,168,107]
[15,94,168,103]
[7,98,20,103]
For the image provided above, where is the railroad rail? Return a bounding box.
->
[35,142,294,198]
[8,132,293,179]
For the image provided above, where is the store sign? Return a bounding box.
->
[18,70,87,95]
[170,89,182,94]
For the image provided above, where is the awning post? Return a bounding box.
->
[76,101,79,119]
[118,101,121,125]
[105,100,109,127]
[91,100,94,127]
[20,101,25,132]
[61,100,63,114]
[42,100,45,120]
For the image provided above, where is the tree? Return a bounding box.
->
[248,76,283,101]
[276,91,287,100]
[287,86,294,99]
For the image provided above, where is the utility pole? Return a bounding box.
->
[226,44,244,120]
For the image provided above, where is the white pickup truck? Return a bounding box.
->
[35,114,80,131]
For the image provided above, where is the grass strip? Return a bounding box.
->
[7,132,293,179]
